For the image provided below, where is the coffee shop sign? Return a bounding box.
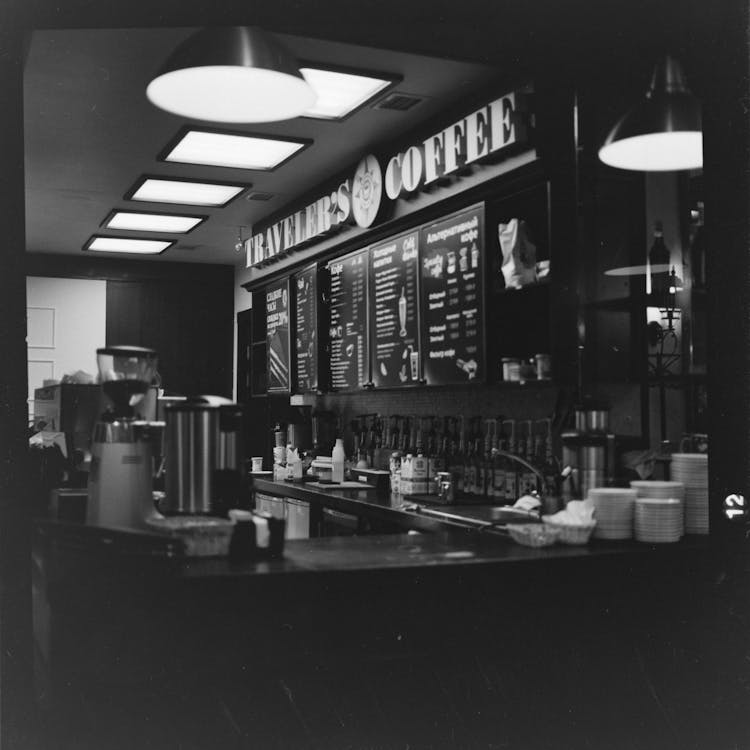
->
[247,89,529,268]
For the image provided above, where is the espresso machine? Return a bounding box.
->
[87,346,160,528]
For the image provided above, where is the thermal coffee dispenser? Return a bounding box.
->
[561,402,642,500]
[162,395,245,517]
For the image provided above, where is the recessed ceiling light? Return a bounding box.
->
[104,211,205,233]
[161,129,309,170]
[84,236,173,254]
[127,176,248,207]
[300,67,395,119]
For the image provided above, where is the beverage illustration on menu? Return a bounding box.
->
[327,249,369,390]
[293,265,318,392]
[370,231,420,388]
[419,204,485,385]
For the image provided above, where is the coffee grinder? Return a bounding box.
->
[87,346,160,528]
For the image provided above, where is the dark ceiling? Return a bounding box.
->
[23,27,499,265]
[20,0,722,269]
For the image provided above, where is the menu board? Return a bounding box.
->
[293,265,318,392]
[327,249,369,390]
[370,231,420,387]
[419,204,485,385]
[265,279,291,393]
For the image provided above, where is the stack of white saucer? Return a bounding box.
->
[630,480,685,542]
[588,487,638,540]
[633,498,683,543]
[670,453,709,534]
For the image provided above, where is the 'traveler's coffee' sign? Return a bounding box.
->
[383,92,525,201]
[246,88,530,269]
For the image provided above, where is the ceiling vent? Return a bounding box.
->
[245,191,276,201]
[373,92,423,112]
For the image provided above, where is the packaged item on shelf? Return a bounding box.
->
[498,218,537,289]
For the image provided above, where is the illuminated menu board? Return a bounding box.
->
[265,279,291,393]
[419,204,485,385]
[327,249,369,390]
[293,265,318,392]
[370,230,420,387]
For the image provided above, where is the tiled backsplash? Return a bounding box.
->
[319,384,559,428]
[315,380,642,438]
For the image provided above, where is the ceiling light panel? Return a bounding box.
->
[85,236,173,254]
[162,129,309,170]
[300,68,394,119]
[128,177,248,207]
[105,211,205,233]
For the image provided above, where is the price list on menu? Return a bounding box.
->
[293,265,318,392]
[370,231,420,388]
[419,204,485,385]
[327,249,369,390]
[265,279,291,393]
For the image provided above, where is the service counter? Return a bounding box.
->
[250,477,562,537]
[31,504,750,750]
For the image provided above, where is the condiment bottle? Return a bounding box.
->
[331,438,345,483]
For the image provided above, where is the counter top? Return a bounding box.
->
[34,516,712,582]
[183,531,712,579]
[34,479,715,584]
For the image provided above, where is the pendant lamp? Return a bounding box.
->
[146,26,317,123]
[598,55,703,171]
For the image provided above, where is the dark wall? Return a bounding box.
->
[26,254,235,398]
[106,278,232,398]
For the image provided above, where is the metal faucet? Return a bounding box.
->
[493,449,548,497]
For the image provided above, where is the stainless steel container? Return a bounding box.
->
[585,409,610,433]
[580,469,605,500]
[163,396,244,515]
[575,405,610,433]
[580,445,607,472]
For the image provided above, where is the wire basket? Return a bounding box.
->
[507,523,561,548]
[542,520,596,545]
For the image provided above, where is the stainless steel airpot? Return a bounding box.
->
[162,395,244,516]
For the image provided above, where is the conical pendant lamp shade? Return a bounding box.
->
[598,55,703,171]
[147,26,317,123]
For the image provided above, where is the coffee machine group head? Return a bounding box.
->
[87,346,161,528]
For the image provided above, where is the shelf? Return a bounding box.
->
[494,276,551,296]
[491,377,556,389]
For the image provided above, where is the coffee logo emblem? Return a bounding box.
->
[351,154,382,228]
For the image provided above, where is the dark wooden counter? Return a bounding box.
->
[33,514,712,579]
[32,514,750,750]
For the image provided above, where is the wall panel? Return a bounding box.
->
[106,272,233,398]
